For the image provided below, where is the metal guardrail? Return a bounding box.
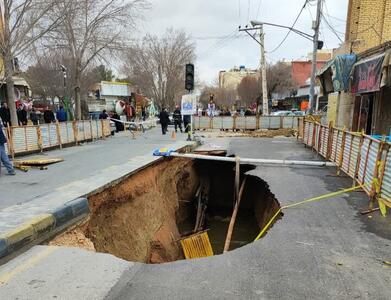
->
[302,120,391,213]
[3,119,111,157]
[192,116,301,131]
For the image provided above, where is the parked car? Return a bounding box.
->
[292,111,306,116]
[271,110,292,116]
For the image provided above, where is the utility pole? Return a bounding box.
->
[309,0,323,113]
[259,25,269,116]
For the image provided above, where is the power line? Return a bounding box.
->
[267,0,309,53]
[247,0,251,23]
[238,0,241,24]
[323,1,346,23]
[255,0,263,20]
[322,13,344,43]
[197,31,239,58]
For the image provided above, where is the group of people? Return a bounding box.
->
[158,105,191,135]
[0,102,68,127]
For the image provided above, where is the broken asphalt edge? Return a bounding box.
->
[0,140,199,265]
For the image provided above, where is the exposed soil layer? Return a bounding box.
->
[49,223,95,252]
[86,158,199,263]
[49,157,281,263]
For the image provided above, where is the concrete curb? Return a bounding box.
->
[0,198,89,261]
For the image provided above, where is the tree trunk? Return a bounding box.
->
[4,50,17,126]
[3,3,18,126]
[74,70,82,120]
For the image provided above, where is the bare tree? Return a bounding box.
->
[45,0,149,120]
[122,29,196,109]
[237,76,262,107]
[267,61,295,99]
[24,50,104,107]
[200,83,237,109]
[0,0,64,125]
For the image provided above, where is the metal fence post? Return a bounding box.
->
[56,122,63,149]
[336,127,347,176]
[36,126,43,153]
[73,121,79,145]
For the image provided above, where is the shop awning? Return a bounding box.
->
[351,53,385,94]
[317,54,357,94]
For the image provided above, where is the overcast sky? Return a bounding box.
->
[139,0,348,84]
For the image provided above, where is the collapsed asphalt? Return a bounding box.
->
[0,136,390,299]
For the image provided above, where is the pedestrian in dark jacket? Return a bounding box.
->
[183,115,191,133]
[99,109,109,120]
[56,106,68,122]
[30,108,39,125]
[43,109,55,124]
[111,112,124,132]
[0,102,11,126]
[173,105,183,133]
[159,108,170,135]
[17,106,27,126]
[0,122,15,175]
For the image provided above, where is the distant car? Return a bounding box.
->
[271,110,291,116]
[292,111,306,116]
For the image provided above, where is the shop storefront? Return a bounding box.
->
[351,51,391,135]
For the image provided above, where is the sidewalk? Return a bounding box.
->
[0,127,193,234]
[0,128,188,209]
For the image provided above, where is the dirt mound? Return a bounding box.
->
[49,225,95,252]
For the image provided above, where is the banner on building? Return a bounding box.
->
[351,54,384,94]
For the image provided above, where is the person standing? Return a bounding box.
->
[17,105,28,126]
[99,109,109,120]
[56,105,68,122]
[111,112,124,132]
[183,114,191,133]
[0,102,11,127]
[0,121,15,175]
[159,108,170,135]
[43,108,55,124]
[173,105,183,133]
[30,108,39,125]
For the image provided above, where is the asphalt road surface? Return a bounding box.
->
[0,136,390,299]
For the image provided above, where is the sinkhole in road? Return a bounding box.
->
[49,156,281,263]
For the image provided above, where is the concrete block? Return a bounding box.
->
[52,205,74,228]
[0,238,8,258]
[2,224,35,252]
[65,198,89,217]
[30,214,55,237]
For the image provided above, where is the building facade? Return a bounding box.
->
[218,66,259,91]
[321,0,391,135]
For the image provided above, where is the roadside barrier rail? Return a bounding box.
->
[3,119,111,157]
[193,116,301,131]
[301,120,391,215]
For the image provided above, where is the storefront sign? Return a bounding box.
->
[352,54,384,94]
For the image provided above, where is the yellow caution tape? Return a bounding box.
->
[254,185,363,241]
[378,200,387,217]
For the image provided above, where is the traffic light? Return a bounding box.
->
[185,63,194,91]
[317,40,324,50]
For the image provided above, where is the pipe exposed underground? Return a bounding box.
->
[170,152,336,167]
